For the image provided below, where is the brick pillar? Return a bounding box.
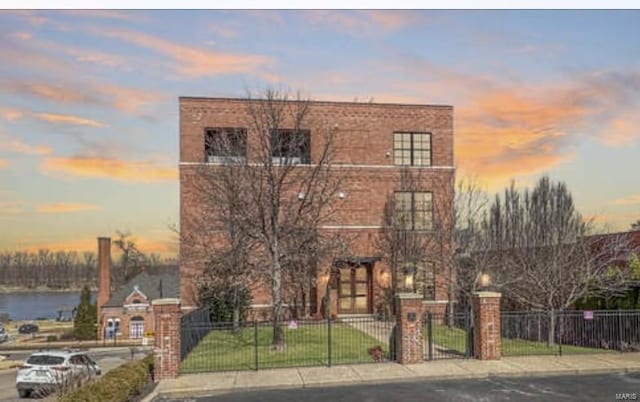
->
[152,298,181,380]
[472,291,502,360]
[395,293,424,364]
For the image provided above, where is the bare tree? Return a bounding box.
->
[113,231,146,289]
[482,176,638,345]
[435,176,492,319]
[375,168,438,311]
[185,89,343,348]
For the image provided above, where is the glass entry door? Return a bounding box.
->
[338,265,371,314]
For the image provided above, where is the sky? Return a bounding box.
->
[0,10,639,257]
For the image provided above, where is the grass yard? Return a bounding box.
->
[181,322,389,373]
[430,323,613,357]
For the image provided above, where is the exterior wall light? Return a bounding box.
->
[403,265,415,293]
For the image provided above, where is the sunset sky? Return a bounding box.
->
[0,10,639,257]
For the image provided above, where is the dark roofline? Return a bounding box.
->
[178,96,453,110]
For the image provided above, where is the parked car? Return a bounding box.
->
[0,326,8,343]
[17,324,39,335]
[15,350,101,398]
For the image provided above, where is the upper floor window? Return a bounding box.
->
[416,262,436,300]
[205,127,247,163]
[394,191,433,230]
[270,129,310,165]
[394,132,431,166]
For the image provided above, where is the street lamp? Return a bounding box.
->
[476,272,491,290]
[403,265,416,293]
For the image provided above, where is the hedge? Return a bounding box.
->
[58,354,154,402]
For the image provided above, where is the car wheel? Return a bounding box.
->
[18,389,31,398]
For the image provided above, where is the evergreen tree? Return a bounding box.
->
[73,285,97,340]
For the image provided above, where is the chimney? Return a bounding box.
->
[97,237,112,310]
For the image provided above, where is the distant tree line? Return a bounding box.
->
[0,234,177,290]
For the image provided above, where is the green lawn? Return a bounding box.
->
[429,323,613,357]
[181,322,389,373]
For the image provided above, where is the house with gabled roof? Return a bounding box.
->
[96,237,179,340]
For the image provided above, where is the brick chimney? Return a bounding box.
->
[97,237,111,312]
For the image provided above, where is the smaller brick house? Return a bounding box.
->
[96,237,179,340]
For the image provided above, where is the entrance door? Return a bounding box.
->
[338,265,371,314]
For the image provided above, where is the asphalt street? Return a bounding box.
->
[0,348,148,401]
[173,372,640,402]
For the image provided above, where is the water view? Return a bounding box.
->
[0,291,94,321]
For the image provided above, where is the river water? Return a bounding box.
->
[0,291,94,321]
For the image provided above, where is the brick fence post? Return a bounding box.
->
[152,298,181,380]
[472,291,501,360]
[395,293,424,364]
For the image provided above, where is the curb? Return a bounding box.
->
[142,365,640,401]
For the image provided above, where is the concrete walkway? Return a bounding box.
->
[142,353,640,401]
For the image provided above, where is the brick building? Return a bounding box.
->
[179,97,455,318]
[96,237,179,340]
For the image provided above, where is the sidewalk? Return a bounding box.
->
[142,353,640,401]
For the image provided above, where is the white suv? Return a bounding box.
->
[15,350,101,398]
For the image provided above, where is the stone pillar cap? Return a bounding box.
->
[473,291,502,298]
[151,298,181,306]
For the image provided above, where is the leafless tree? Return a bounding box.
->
[375,168,438,312]
[482,176,638,345]
[184,89,343,348]
[113,230,147,289]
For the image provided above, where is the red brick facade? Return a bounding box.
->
[179,98,454,316]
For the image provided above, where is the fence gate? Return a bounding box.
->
[424,311,472,360]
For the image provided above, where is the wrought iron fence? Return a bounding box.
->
[501,310,640,357]
[179,316,395,373]
[424,311,472,360]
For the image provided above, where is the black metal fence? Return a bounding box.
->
[501,310,640,356]
[179,316,395,373]
[424,311,472,360]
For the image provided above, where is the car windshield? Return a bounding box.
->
[26,355,65,365]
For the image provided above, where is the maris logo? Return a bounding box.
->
[616,393,637,400]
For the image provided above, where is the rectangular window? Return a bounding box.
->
[394,191,433,230]
[270,129,310,165]
[204,127,247,163]
[416,262,436,300]
[393,132,431,166]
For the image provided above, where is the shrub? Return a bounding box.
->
[57,355,154,402]
[59,331,75,341]
[46,335,58,342]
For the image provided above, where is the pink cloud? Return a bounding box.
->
[41,155,177,183]
[33,113,105,128]
[304,11,423,35]
[36,202,101,213]
[0,134,52,156]
[97,29,272,78]
[3,80,162,113]
[0,159,7,168]
[0,108,24,121]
